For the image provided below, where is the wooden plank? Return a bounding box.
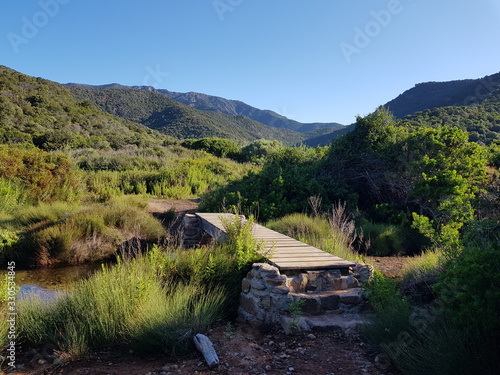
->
[195,213,356,272]
[269,256,341,263]
[269,261,355,269]
[263,243,320,248]
[270,253,345,258]
[270,254,345,260]
[273,262,355,267]
[269,255,345,263]
[271,249,332,254]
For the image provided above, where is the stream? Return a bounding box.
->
[14,263,102,300]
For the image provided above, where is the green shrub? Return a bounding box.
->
[220,214,267,270]
[435,242,500,333]
[0,230,19,262]
[181,137,241,159]
[0,145,82,203]
[362,270,412,352]
[361,222,404,256]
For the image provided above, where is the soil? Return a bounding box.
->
[368,257,409,279]
[147,199,200,216]
[9,323,397,375]
[4,200,406,375]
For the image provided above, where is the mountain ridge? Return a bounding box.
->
[66,83,345,133]
[67,85,306,144]
[384,71,500,118]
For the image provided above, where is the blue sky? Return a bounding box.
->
[1,0,499,124]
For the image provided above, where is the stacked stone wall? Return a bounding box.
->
[238,262,374,327]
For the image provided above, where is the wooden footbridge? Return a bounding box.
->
[195,213,355,272]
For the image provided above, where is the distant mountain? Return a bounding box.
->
[68,86,306,144]
[158,90,344,133]
[67,83,344,133]
[384,71,500,118]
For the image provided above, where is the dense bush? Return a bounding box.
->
[200,146,331,221]
[181,137,241,159]
[0,145,81,204]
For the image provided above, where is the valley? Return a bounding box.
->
[0,66,499,375]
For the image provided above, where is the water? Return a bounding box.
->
[13,263,102,300]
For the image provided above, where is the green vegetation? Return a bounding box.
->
[182,137,241,159]
[69,86,306,145]
[7,216,264,360]
[15,251,225,358]
[265,210,358,261]
[1,65,499,372]
[2,197,163,266]
[200,107,499,374]
[200,145,329,221]
[0,66,164,151]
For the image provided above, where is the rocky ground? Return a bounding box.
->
[9,322,398,375]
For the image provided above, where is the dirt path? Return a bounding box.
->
[12,323,397,375]
[147,198,200,215]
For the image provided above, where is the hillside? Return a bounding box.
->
[0,66,165,150]
[67,83,345,133]
[68,85,306,144]
[302,124,356,147]
[384,71,500,118]
[404,102,500,145]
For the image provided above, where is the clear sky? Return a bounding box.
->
[1,0,499,124]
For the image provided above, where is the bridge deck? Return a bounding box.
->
[195,213,355,271]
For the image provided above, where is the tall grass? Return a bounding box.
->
[265,212,359,261]
[360,221,405,256]
[13,202,80,227]
[402,250,442,283]
[13,219,265,359]
[16,250,226,358]
[10,198,164,265]
[80,151,253,202]
[0,178,25,213]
